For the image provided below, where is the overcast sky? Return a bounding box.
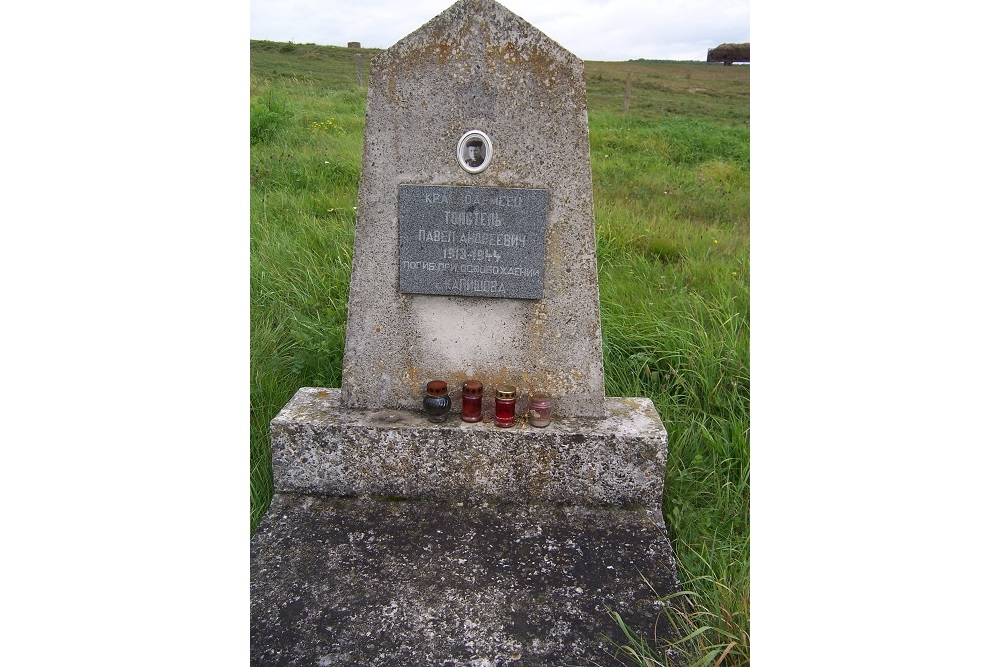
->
[249,0,750,62]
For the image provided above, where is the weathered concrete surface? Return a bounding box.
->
[340,0,607,418]
[251,493,680,666]
[271,388,667,510]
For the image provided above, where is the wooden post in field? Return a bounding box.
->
[623,70,632,114]
[355,54,363,87]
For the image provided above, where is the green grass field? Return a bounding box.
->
[251,39,749,666]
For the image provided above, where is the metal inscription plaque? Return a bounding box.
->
[398,184,549,299]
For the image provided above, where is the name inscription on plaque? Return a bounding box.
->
[398,184,549,299]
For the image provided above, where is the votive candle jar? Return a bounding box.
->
[461,380,483,423]
[494,385,517,428]
[528,393,552,428]
[423,380,451,423]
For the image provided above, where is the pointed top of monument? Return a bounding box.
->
[377,0,580,68]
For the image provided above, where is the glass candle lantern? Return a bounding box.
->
[461,380,483,423]
[423,380,451,423]
[494,385,517,428]
[528,393,552,428]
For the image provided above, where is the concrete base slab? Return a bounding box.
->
[251,493,680,666]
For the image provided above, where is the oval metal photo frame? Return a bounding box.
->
[457,130,493,174]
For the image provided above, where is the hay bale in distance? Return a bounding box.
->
[707,42,749,65]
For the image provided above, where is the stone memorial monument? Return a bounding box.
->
[251,1,680,664]
[338,0,606,419]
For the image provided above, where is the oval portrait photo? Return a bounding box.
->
[457,130,493,174]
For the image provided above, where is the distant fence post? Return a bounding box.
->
[623,70,632,115]
[355,54,363,87]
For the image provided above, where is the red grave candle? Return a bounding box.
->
[494,385,517,428]
[461,380,483,423]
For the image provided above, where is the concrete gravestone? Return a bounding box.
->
[339,0,605,418]
[251,1,680,664]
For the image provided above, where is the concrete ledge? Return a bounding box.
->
[251,493,680,666]
[270,388,667,510]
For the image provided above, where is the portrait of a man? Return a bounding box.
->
[457,130,492,173]
[465,140,485,167]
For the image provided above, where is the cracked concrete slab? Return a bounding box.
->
[251,494,680,666]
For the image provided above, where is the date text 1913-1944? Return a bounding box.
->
[398,184,549,299]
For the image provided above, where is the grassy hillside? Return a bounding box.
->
[251,39,749,666]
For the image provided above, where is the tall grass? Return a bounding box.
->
[250,41,749,665]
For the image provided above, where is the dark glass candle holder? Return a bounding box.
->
[423,380,451,423]
[461,380,483,423]
[494,385,516,428]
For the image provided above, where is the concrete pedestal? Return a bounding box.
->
[270,388,667,510]
[252,387,679,665]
